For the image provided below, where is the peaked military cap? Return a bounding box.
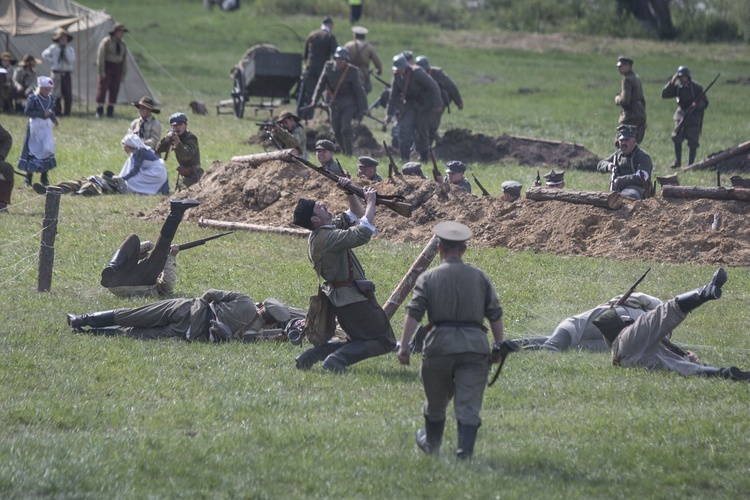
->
[616,55,633,66]
[543,169,565,185]
[445,161,467,174]
[617,124,637,140]
[262,298,291,324]
[358,156,378,168]
[169,112,188,124]
[315,139,336,152]
[402,162,427,179]
[501,180,522,196]
[434,221,473,244]
[352,26,368,36]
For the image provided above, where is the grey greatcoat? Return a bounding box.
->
[661,79,708,149]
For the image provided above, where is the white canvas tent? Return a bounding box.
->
[0,0,155,109]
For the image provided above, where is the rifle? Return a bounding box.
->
[610,267,651,309]
[255,121,279,129]
[369,69,392,89]
[335,158,351,178]
[487,339,520,387]
[472,174,491,197]
[363,112,387,132]
[533,169,541,187]
[177,231,234,251]
[285,150,413,218]
[428,147,442,183]
[674,73,719,137]
[383,140,400,178]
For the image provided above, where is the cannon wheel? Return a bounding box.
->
[232,70,246,119]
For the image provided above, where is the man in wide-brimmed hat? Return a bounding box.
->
[12,54,41,114]
[42,28,76,116]
[128,96,162,149]
[0,51,17,113]
[269,109,307,158]
[95,22,129,118]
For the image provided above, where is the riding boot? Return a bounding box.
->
[675,267,727,314]
[718,366,750,381]
[40,171,49,186]
[456,422,480,460]
[688,146,697,166]
[100,248,130,287]
[24,172,32,188]
[322,340,370,373]
[66,310,117,331]
[670,143,682,169]
[295,341,346,370]
[416,416,445,455]
[106,105,114,118]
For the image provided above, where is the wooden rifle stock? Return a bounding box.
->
[674,73,719,136]
[285,151,413,218]
[177,231,234,251]
[429,147,442,182]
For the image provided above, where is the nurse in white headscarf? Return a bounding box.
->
[118,133,169,195]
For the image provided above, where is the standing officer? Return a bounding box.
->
[343,26,383,95]
[128,96,162,150]
[386,53,443,162]
[292,179,396,373]
[398,221,505,460]
[156,112,203,190]
[414,55,463,147]
[95,23,129,118]
[42,29,75,116]
[298,16,338,120]
[661,66,709,168]
[309,46,367,157]
[614,56,647,145]
[597,125,653,200]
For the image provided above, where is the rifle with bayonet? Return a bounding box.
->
[472,174,491,197]
[674,72,719,137]
[177,231,234,251]
[428,147,442,183]
[284,150,413,218]
[383,140,400,178]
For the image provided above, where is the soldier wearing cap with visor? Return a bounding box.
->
[501,180,522,202]
[398,221,505,460]
[661,65,709,168]
[314,139,349,177]
[309,46,368,156]
[597,125,653,200]
[343,26,383,95]
[444,160,471,193]
[298,16,338,120]
[156,112,203,190]
[128,96,162,150]
[357,156,381,181]
[614,55,647,145]
[543,169,565,189]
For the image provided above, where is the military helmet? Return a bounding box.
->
[392,54,409,72]
[676,66,691,78]
[415,55,430,69]
[334,46,350,60]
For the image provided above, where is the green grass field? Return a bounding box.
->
[1,1,749,497]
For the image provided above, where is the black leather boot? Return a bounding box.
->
[676,268,727,314]
[100,249,130,287]
[169,198,201,217]
[322,341,371,373]
[416,416,445,455]
[67,310,117,331]
[40,171,49,186]
[719,366,750,381]
[106,105,114,118]
[95,106,103,119]
[688,146,697,166]
[295,342,345,370]
[24,172,32,188]
[456,422,479,460]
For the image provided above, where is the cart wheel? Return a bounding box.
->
[232,70,246,119]
[233,94,245,119]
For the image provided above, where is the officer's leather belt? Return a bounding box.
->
[329,280,354,288]
[433,321,487,332]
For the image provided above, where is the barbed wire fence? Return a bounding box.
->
[0,188,62,291]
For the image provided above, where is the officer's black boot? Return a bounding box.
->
[106,105,114,118]
[675,267,727,314]
[160,198,201,241]
[717,367,750,381]
[67,310,117,332]
[100,248,130,287]
[688,146,697,166]
[295,342,345,370]
[416,416,445,455]
[670,143,682,169]
[456,422,480,460]
[322,341,370,373]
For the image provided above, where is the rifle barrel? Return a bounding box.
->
[177,231,234,251]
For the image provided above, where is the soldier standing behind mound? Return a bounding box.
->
[661,66,708,168]
[614,56,647,145]
[298,17,338,120]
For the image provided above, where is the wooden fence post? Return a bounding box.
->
[37,187,62,292]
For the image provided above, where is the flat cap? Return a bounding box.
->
[433,221,473,243]
[616,55,633,66]
[358,156,378,168]
[501,180,522,196]
[169,112,188,124]
[293,198,316,229]
[262,298,290,324]
[445,161,467,174]
[315,139,336,152]
[543,169,565,185]
[402,162,427,179]
[352,26,368,36]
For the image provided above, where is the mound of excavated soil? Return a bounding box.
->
[148,159,750,267]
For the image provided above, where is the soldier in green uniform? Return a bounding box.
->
[309,46,367,156]
[661,66,709,168]
[386,53,443,162]
[414,55,463,147]
[298,17,338,120]
[156,112,203,190]
[597,126,653,200]
[343,26,383,95]
[614,56,647,145]
[398,221,505,460]
[270,110,307,159]
[292,179,396,373]
[314,139,349,177]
